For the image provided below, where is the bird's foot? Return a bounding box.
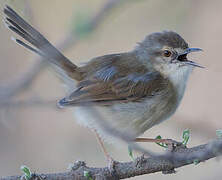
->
[134,154,146,168]
[107,157,118,177]
[162,139,183,151]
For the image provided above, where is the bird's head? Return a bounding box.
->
[136,31,203,77]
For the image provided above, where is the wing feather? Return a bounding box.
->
[58,53,168,107]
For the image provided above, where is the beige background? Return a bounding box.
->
[0,0,222,179]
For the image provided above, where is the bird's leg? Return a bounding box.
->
[135,137,173,144]
[135,137,182,151]
[94,130,111,160]
[94,130,116,174]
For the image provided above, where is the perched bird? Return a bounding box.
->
[4,5,203,163]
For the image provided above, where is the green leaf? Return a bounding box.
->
[193,159,200,165]
[20,165,32,180]
[182,129,190,146]
[216,130,222,138]
[84,171,93,180]
[155,135,168,148]
[128,146,134,160]
[156,135,162,139]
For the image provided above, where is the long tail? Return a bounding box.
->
[3,5,83,81]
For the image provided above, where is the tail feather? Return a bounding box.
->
[4,5,83,81]
[11,37,44,57]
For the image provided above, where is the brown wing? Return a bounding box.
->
[58,53,168,107]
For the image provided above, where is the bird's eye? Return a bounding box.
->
[163,50,172,57]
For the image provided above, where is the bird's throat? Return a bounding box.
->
[168,65,193,103]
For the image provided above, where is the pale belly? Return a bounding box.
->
[73,91,179,144]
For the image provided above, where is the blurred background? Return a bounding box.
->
[0,0,222,179]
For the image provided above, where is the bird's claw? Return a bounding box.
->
[107,157,118,177]
[164,139,183,152]
[135,154,146,168]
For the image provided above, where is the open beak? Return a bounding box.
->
[178,48,204,68]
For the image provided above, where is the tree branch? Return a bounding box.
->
[1,138,222,180]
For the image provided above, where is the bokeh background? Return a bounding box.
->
[0,0,222,179]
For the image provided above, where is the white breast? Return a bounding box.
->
[168,65,193,103]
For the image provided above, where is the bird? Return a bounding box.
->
[3,5,203,165]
